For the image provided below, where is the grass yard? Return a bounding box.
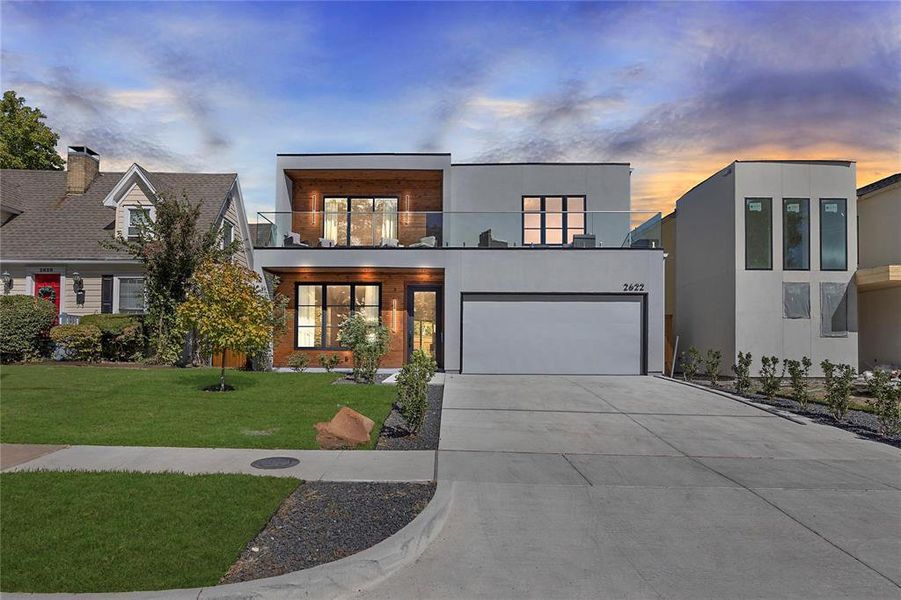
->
[0,471,298,593]
[0,365,395,449]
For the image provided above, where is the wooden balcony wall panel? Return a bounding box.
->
[288,170,443,246]
[272,267,444,369]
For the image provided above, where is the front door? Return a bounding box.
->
[407,286,442,367]
[33,273,61,314]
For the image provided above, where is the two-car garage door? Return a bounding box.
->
[461,293,645,375]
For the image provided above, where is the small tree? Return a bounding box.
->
[177,260,287,391]
[0,90,65,170]
[680,346,701,382]
[821,360,856,422]
[786,357,812,410]
[732,351,753,396]
[338,312,390,384]
[759,356,785,401]
[868,370,901,437]
[704,349,722,387]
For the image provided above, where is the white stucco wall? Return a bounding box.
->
[857,180,901,268]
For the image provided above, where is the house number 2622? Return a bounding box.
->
[622,283,645,291]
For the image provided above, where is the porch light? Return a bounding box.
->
[392,298,398,331]
[72,272,85,306]
[1,271,12,294]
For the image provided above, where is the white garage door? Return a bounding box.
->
[461,293,644,375]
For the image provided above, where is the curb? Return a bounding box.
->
[655,375,808,425]
[3,480,455,600]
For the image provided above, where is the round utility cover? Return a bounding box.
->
[251,456,300,469]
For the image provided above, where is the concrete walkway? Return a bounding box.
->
[355,374,901,600]
[1,444,435,482]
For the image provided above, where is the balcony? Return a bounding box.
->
[253,211,662,250]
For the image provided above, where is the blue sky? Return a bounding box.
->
[2,1,899,217]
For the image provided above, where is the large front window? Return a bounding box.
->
[745,197,772,270]
[118,277,145,314]
[323,197,398,246]
[522,196,585,245]
[297,283,380,348]
[820,199,847,271]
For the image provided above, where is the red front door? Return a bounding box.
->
[34,274,61,314]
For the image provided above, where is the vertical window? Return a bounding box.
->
[783,199,809,270]
[221,220,234,248]
[745,197,772,270]
[296,284,381,348]
[782,282,810,319]
[521,196,586,245]
[820,199,847,271]
[322,198,398,246]
[820,282,848,337]
[101,275,113,314]
[118,277,145,314]
[127,208,150,239]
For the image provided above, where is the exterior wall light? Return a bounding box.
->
[1,271,12,295]
[72,272,85,306]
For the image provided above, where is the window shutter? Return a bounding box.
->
[101,275,113,313]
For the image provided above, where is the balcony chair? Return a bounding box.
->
[283,232,309,247]
[572,234,597,248]
[379,237,400,248]
[318,238,336,248]
[478,229,509,248]
[409,236,437,248]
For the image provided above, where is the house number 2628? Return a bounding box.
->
[622,283,645,291]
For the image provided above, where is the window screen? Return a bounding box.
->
[820,282,848,337]
[783,199,809,270]
[783,282,810,319]
[745,198,772,269]
[820,199,847,270]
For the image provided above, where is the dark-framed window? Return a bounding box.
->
[745,197,772,270]
[522,196,585,245]
[323,197,398,246]
[820,198,847,271]
[296,283,381,348]
[783,198,810,270]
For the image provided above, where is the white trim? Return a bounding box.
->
[125,205,156,239]
[102,164,158,208]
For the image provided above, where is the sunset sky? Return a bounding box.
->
[2,1,899,218]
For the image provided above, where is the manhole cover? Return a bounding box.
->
[251,456,300,469]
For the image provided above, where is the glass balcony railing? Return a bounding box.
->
[253,211,662,250]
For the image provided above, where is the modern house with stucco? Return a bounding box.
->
[253,153,665,375]
[0,146,253,320]
[855,173,901,370]
[668,160,858,376]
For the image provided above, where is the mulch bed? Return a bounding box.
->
[688,379,901,448]
[376,384,443,451]
[220,481,435,584]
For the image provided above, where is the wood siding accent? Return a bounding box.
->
[287,170,443,246]
[271,267,444,368]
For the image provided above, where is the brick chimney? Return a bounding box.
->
[66,146,100,194]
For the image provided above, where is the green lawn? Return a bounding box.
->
[0,471,298,593]
[0,365,395,449]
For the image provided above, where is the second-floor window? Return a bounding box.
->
[127,207,151,239]
[745,197,772,270]
[522,196,585,245]
[221,220,234,249]
[820,199,847,271]
[783,198,809,270]
[323,197,398,246]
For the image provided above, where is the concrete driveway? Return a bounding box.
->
[356,375,901,600]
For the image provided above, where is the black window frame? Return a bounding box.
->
[322,196,399,247]
[744,197,773,270]
[294,282,383,349]
[782,198,810,271]
[521,195,586,246]
[819,198,848,272]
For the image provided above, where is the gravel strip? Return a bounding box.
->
[221,481,436,584]
[376,384,443,451]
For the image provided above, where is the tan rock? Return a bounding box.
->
[314,407,375,449]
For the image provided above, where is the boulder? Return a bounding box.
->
[314,407,375,449]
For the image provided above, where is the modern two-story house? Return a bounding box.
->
[668,160,858,376]
[0,146,253,320]
[254,153,665,375]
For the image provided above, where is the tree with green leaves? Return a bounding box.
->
[102,192,240,364]
[0,91,65,170]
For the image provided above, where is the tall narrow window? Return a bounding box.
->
[783,198,809,270]
[820,282,848,337]
[322,197,398,246]
[101,275,113,314]
[221,220,234,249]
[296,284,381,348]
[745,197,772,270]
[521,195,586,245]
[820,199,847,271]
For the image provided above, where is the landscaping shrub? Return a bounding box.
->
[868,370,901,437]
[287,351,309,372]
[318,353,340,372]
[79,314,144,361]
[338,312,390,384]
[821,360,856,422]
[0,295,56,362]
[759,355,785,401]
[396,349,437,432]
[785,357,813,410]
[704,349,722,387]
[732,351,753,395]
[680,346,701,382]
[50,324,102,362]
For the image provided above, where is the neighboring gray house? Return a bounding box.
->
[254,153,664,375]
[856,173,900,369]
[671,160,858,376]
[0,146,253,319]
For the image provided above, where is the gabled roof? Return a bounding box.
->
[857,173,901,199]
[0,168,237,261]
